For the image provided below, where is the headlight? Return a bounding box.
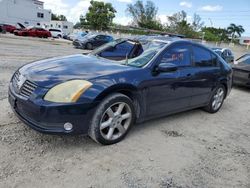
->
[44,80,92,103]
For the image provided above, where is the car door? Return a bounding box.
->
[145,43,194,117]
[189,45,221,107]
[94,35,106,47]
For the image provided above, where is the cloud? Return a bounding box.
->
[158,14,169,25]
[67,1,90,23]
[200,5,223,12]
[116,0,132,3]
[43,0,108,23]
[43,0,69,16]
[179,1,192,8]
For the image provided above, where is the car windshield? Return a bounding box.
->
[122,47,163,67]
[84,34,96,39]
[90,38,166,67]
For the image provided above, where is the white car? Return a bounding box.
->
[49,29,63,38]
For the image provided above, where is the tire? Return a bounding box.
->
[89,93,135,145]
[57,34,62,38]
[86,42,93,50]
[204,84,226,113]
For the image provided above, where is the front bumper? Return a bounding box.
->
[8,84,97,135]
[73,40,85,49]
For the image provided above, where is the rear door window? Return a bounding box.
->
[193,45,217,67]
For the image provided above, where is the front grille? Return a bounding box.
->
[12,71,37,99]
[20,80,37,98]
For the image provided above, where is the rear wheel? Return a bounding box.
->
[204,85,226,113]
[89,93,135,145]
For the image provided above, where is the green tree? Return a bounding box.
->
[167,11,201,38]
[227,23,245,41]
[192,13,204,31]
[51,13,67,21]
[127,0,163,30]
[201,27,229,42]
[85,0,116,30]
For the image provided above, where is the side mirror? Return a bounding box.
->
[157,63,178,72]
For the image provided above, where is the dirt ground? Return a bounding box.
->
[0,34,250,188]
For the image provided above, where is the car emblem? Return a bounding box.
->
[16,74,26,91]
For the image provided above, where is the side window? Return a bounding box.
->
[160,44,191,66]
[193,46,214,67]
[95,35,102,40]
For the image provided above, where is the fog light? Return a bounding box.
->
[64,122,73,131]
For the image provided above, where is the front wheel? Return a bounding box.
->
[204,85,226,113]
[86,42,93,50]
[89,93,135,145]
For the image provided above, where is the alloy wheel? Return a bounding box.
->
[100,102,132,141]
[212,88,224,111]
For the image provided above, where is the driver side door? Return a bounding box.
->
[145,43,194,117]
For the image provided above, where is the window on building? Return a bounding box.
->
[50,24,53,27]
[58,25,61,28]
[63,25,68,29]
[37,13,44,18]
[37,23,40,26]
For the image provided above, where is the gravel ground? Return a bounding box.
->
[0,34,250,188]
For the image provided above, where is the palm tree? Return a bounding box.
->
[227,23,245,42]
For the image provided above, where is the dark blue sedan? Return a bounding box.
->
[8,38,233,145]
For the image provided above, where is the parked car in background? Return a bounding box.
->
[73,34,114,50]
[212,48,234,64]
[232,54,250,87]
[0,24,16,33]
[0,24,4,33]
[9,39,232,145]
[66,31,88,41]
[14,27,51,38]
[49,29,63,38]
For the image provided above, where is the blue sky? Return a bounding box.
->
[43,0,250,36]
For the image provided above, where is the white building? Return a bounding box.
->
[239,36,250,46]
[0,0,51,27]
[42,21,74,35]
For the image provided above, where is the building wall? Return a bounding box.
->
[0,0,51,27]
[42,21,74,35]
[239,37,250,46]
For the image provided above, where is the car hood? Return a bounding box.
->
[19,54,134,88]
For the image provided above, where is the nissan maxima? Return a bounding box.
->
[8,39,232,145]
